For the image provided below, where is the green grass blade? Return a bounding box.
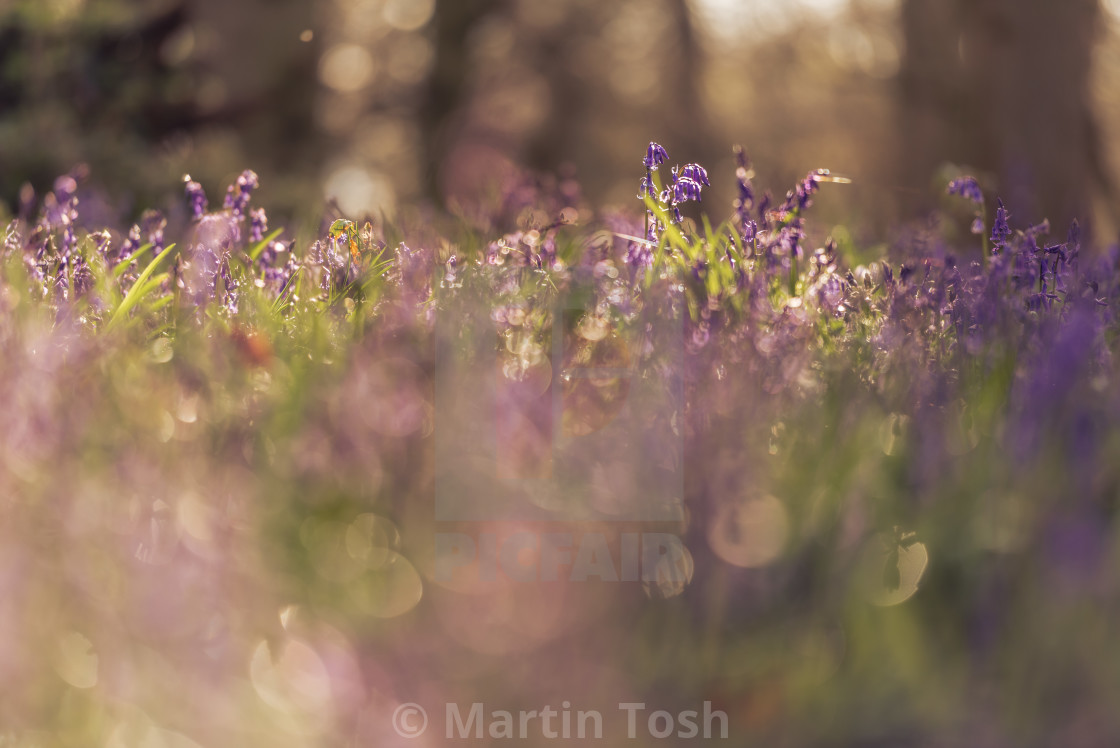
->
[113,243,153,279]
[106,243,178,331]
[249,228,285,261]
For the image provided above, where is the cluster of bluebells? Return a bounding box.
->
[4,144,1120,748]
[257,238,300,296]
[629,142,710,275]
[177,170,297,313]
[223,169,259,220]
[754,166,835,274]
[637,142,709,234]
[1,171,93,303]
[308,234,353,297]
[641,142,840,284]
[943,178,1085,311]
[0,168,294,318]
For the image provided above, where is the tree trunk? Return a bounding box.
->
[898,0,1105,236]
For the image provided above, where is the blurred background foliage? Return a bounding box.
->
[2,0,1119,242]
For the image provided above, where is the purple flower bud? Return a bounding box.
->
[643,142,669,169]
[250,207,268,243]
[76,255,96,297]
[742,219,757,245]
[183,175,208,220]
[118,224,142,265]
[787,171,825,212]
[61,223,77,258]
[91,230,111,258]
[947,176,984,204]
[733,145,755,224]
[57,193,79,258]
[220,258,239,314]
[224,170,260,219]
[991,198,1011,246]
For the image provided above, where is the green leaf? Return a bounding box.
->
[113,243,153,279]
[106,243,178,331]
[249,227,285,261]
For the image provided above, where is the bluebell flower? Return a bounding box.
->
[947,176,984,204]
[183,175,208,220]
[673,176,703,204]
[219,258,239,315]
[91,230,112,259]
[59,196,78,258]
[250,208,268,243]
[71,254,93,298]
[643,142,669,169]
[678,163,709,187]
[624,240,654,274]
[224,170,260,220]
[786,170,825,213]
[117,224,142,266]
[733,145,755,226]
[991,198,1011,246]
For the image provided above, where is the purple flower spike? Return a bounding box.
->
[250,207,268,243]
[184,175,208,220]
[733,146,755,228]
[947,176,984,204]
[679,163,709,187]
[991,198,1011,246]
[224,170,260,219]
[644,142,669,169]
[624,240,654,273]
[118,224,142,266]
